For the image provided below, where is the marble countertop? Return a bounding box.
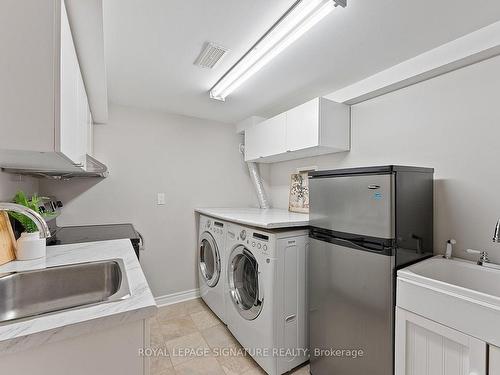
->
[0,239,157,355]
[195,208,309,229]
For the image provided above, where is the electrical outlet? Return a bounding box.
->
[157,193,166,205]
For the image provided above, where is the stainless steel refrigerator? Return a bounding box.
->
[308,165,434,375]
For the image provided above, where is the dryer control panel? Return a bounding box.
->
[202,218,225,241]
[205,219,224,233]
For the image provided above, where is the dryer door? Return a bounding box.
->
[228,245,264,320]
[199,232,221,287]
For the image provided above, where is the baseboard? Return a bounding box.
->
[155,288,200,307]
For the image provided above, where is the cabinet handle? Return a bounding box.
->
[285,314,296,323]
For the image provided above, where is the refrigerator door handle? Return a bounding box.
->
[311,231,384,253]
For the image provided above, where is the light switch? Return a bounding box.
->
[157,193,166,205]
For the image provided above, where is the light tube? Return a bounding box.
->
[210,0,346,101]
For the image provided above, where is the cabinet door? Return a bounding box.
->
[396,308,486,375]
[59,0,79,163]
[76,71,89,167]
[245,113,286,161]
[490,345,500,374]
[286,98,319,151]
[87,111,94,156]
[59,1,87,168]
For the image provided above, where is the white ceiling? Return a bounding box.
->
[103,0,500,124]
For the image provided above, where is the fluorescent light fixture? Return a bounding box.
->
[210,0,347,101]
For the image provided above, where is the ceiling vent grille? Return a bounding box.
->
[194,42,229,69]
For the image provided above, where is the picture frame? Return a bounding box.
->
[289,169,312,213]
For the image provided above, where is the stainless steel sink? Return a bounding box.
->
[0,259,130,323]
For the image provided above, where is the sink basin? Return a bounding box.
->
[397,256,500,346]
[401,256,500,303]
[0,259,130,323]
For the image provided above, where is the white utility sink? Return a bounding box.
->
[397,256,500,346]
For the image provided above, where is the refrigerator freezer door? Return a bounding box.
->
[309,237,394,375]
[309,173,395,239]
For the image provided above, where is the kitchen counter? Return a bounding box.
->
[0,239,157,355]
[195,208,309,229]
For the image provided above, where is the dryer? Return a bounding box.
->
[225,223,309,375]
[198,215,227,323]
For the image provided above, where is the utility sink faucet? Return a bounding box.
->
[0,202,51,238]
[493,219,500,243]
[466,219,500,270]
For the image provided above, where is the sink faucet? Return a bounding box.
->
[493,219,500,243]
[0,202,51,238]
[466,248,500,270]
[465,219,500,270]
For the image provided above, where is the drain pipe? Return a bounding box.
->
[239,144,271,209]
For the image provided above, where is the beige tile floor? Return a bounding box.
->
[149,298,310,375]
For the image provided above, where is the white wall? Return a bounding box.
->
[0,172,38,201]
[267,55,500,262]
[41,105,258,297]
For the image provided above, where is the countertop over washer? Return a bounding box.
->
[195,208,309,229]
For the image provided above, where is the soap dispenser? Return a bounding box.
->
[444,239,456,259]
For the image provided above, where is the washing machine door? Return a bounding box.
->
[228,245,264,320]
[199,232,221,287]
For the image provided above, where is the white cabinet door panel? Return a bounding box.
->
[286,98,319,151]
[0,320,145,375]
[396,308,486,375]
[76,71,88,167]
[59,1,87,167]
[244,124,261,161]
[490,345,500,374]
[258,113,286,158]
[245,113,286,161]
[59,1,79,164]
[87,109,94,156]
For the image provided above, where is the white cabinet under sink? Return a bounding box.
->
[396,308,487,375]
[490,345,500,374]
[244,97,350,163]
[0,0,93,171]
[395,256,500,375]
[0,320,148,375]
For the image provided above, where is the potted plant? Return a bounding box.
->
[9,191,46,260]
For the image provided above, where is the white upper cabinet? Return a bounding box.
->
[286,99,319,151]
[244,97,350,163]
[0,0,93,172]
[245,113,287,161]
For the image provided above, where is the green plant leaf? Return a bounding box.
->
[8,191,42,233]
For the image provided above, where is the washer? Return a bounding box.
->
[225,223,309,375]
[198,215,227,323]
